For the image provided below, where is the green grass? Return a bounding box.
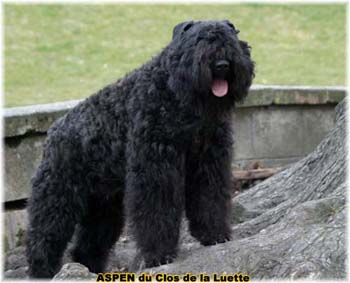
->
[4,4,346,107]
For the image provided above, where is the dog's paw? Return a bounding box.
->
[144,253,176,268]
[200,234,231,246]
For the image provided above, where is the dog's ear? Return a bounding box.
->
[172,21,195,39]
[239,40,252,57]
[223,20,240,34]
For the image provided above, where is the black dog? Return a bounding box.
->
[26,20,254,278]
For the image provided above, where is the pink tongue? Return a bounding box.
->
[212,79,228,97]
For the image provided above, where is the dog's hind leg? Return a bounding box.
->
[71,189,124,273]
[26,163,81,278]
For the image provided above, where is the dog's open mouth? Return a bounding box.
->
[212,79,228,97]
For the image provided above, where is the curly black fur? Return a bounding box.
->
[26,20,254,278]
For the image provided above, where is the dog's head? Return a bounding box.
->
[166,20,255,105]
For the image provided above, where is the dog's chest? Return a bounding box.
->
[190,125,216,155]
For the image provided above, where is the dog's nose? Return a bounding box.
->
[215,60,230,73]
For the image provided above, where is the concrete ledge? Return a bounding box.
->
[5,85,346,138]
[242,85,345,107]
[5,100,82,138]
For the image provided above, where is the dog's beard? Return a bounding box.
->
[192,59,212,94]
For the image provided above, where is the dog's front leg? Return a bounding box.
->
[185,122,233,246]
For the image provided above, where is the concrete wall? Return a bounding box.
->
[3,85,345,249]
